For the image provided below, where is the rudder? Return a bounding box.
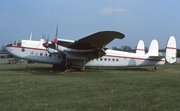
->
[166,36,176,64]
[147,39,159,56]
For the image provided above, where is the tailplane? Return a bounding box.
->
[136,40,145,55]
[165,36,176,64]
[147,39,159,56]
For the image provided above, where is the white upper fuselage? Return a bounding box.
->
[5,39,165,67]
[5,39,64,64]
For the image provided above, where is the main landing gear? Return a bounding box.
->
[52,59,73,72]
[52,60,86,72]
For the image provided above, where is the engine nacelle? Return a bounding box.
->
[56,44,94,53]
[48,47,58,53]
[66,52,89,60]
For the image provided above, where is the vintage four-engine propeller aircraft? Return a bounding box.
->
[5,26,177,71]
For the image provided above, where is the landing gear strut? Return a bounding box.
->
[82,61,85,70]
[154,65,159,70]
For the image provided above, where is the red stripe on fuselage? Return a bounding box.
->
[6,45,45,51]
[105,55,165,62]
[6,45,166,63]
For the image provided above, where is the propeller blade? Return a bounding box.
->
[52,25,58,43]
[55,25,58,39]
[51,25,58,50]
[43,35,49,48]
[44,35,50,58]
[47,35,49,43]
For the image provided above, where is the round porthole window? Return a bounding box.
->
[40,53,43,56]
[31,51,34,55]
[21,48,25,52]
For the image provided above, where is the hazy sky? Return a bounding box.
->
[0,0,180,49]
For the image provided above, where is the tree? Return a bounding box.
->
[159,48,166,52]
[145,47,148,53]
[121,46,133,52]
[0,45,6,52]
[112,46,121,51]
[177,49,180,57]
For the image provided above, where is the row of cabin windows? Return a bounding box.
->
[95,58,119,62]
[24,49,65,59]
[22,49,119,61]
[39,52,119,62]
[38,52,119,62]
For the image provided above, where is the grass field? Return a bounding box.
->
[0,62,180,111]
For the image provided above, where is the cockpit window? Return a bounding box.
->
[13,40,21,46]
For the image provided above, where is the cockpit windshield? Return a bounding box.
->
[13,40,22,46]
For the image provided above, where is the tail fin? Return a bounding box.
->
[136,40,145,55]
[166,36,176,64]
[147,39,159,56]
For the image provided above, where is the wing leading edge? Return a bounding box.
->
[76,31,125,48]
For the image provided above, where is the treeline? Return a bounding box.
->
[0,45,6,52]
[112,46,180,57]
[112,46,148,53]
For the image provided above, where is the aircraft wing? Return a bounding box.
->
[55,31,125,59]
[75,31,125,48]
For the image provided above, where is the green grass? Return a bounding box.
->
[0,63,180,111]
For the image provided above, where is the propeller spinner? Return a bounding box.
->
[42,35,49,48]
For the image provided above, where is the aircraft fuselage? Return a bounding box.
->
[5,39,165,67]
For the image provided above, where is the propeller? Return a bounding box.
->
[52,25,58,50]
[42,25,59,54]
[43,35,49,57]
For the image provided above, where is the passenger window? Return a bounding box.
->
[40,53,43,56]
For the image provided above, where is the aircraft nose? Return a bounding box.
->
[5,44,12,51]
[6,44,12,47]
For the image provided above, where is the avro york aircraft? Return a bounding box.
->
[5,26,177,70]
